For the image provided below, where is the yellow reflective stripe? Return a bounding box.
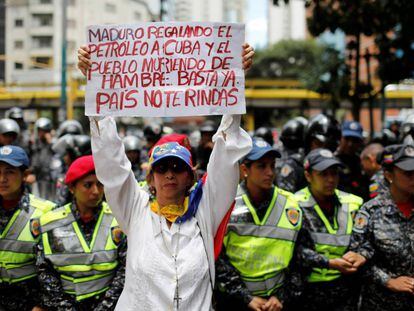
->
[55,262,118,273]
[42,230,52,254]
[1,209,21,238]
[313,204,338,234]
[72,221,91,253]
[89,207,105,251]
[259,189,278,225]
[241,194,261,225]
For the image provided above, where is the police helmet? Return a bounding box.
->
[52,134,91,159]
[35,117,53,132]
[304,114,341,152]
[400,114,414,143]
[280,117,308,150]
[58,120,83,137]
[254,127,274,146]
[5,107,24,120]
[0,118,20,135]
[200,120,216,133]
[143,123,163,142]
[372,128,397,147]
[123,135,142,152]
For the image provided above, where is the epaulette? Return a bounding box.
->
[29,194,56,212]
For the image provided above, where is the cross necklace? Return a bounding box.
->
[158,214,182,310]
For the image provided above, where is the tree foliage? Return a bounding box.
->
[272,0,414,119]
[248,39,349,110]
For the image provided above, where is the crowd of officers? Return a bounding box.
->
[1,105,414,310]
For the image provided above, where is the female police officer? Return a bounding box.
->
[0,145,55,311]
[294,148,365,311]
[350,143,414,310]
[216,138,302,311]
[37,155,126,310]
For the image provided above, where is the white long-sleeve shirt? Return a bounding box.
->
[90,115,251,311]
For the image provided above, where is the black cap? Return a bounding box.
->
[381,144,414,171]
[304,148,344,171]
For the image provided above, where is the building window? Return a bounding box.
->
[32,57,51,68]
[33,36,53,48]
[15,19,23,27]
[14,62,23,69]
[33,14,53,27]
[14,41,24,49]
[68,0,76,6]
[39,0,52,4]
[105,3,116,13]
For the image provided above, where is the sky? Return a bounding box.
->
[246,0,268,49]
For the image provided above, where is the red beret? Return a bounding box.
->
[65,155,95,184]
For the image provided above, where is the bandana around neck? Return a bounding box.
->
[150,197,189,223]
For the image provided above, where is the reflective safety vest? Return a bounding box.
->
[224,186,302,296]
[295,187,363,283]
[0,195,54,284]
[40,202,121,301]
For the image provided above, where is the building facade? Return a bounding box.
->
[267,0,306,45]
[5,0,154,84]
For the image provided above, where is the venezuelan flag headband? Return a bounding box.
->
[148,142,204,224]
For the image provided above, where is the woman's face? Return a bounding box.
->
[0,162,24,200]
[150,158,193,202]
[242,155,276,191]
[305,166,339,197]
[71,174,104,209]
[388,167,414,195]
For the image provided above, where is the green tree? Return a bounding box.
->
[275,0,414,121]
[248,39,349,112]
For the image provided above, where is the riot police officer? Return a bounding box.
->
[31,117,55,200]
[303,114,341,153]
[0,118,20,147]
[216,138,302,311]
[350,144,414,310]
[276,117,308,193]
[254,126,274,146]
[5,107,31,154]
[37,155,126,310]
[372,128,398,147]
[0,145,55,310]
[400,114,414,144]
[57,119,84,138]
[51,134,92,204]
[294,148,365,311]
[122,135,144,181]
[336,121,370,201]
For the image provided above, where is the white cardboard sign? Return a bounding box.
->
[84,22,246,117]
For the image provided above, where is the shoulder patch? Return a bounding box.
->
[111,226,124,245]
[286,207,300,226]
[30,218,41,238]
[353,211,369,233]
[280,164,293,177]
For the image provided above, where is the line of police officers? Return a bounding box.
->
[1,108,414,310]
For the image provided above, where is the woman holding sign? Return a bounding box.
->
[77,42,254,310]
